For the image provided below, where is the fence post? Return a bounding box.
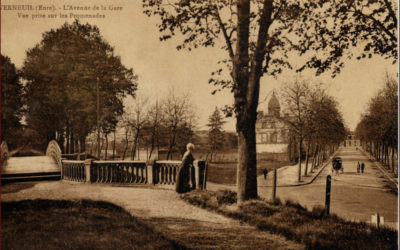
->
[203,162,208,190]
[325,175,331,215]
[146,160,155,185]
[84,159,93,183]
[272,168,277,202]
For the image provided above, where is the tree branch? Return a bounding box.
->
[247,0,274,111]
[214,9,235,61]
[353,9,397,43]
[383,0,398,27]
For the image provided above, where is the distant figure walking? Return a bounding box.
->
[361,162,365,173]
[175,143,195,194]
[357,162,360,173]
[263,169,268,180]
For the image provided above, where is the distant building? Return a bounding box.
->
[342,133,360,147]
[256,92,290,154]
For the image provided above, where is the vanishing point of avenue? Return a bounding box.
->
[1,0,398,249]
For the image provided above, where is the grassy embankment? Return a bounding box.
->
[181,190,398,250]
[2,199,183,250]
[207,159,293,184]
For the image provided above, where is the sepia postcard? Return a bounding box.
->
[1,0,398,249]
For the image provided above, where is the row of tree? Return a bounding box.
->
[85,89,198,160]
[84,93,241,162]
[355,75,398,175]
[280,79,347,181]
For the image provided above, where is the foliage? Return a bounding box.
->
[181,190,398,250]
[296,0,397,76]
[22,20,137,152]
[355,74,398,172]
[1,55,24,148]
[143,0,396,202]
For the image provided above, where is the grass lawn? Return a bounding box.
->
[207,160,293,184]
[2,199,183,250]
[181,190,398,250]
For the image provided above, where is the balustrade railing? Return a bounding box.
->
[61,159,207,189]
[154,161,180,185]
[62,160,86,182]
[91,161,147,184]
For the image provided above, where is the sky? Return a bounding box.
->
[1,0,397,132]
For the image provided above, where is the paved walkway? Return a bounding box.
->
[2,181,303,249]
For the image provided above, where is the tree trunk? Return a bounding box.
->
[149,126,156,159]
[311,144,318,171]
[304,140,311,176]
[79,137,86,153]
[70,131,75,153]
[112,130,116,160]
[123,129,129,160]
[105,134,108,160]
[237,126,257,203]
[392,144,395,173]
[167,127,176,160]
[298,138,303,182]
[58,132,65,154]
[66,122,70,154]
[132,129,140,160]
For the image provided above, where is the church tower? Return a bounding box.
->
[268,91,280,117]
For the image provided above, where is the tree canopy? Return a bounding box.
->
[143,0,397,202]
[23,20,138,151]
[1,55,24,148]
[355,75,397,173]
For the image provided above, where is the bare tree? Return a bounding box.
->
[163,89,197,159]
[280,79,309,181]
[144,100,165,159]
[128,97,149,160]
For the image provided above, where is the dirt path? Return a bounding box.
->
[2,181,304,249]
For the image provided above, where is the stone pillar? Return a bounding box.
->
[84,159,93,183]
[194,160,206,190]
[146,160,155,185]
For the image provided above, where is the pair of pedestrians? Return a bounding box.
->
[357,161,365,173]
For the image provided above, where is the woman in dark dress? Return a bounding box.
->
[175,143,195,193]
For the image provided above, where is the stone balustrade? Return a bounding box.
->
[90,160,147,184]
[61,159,208,189]
[62,160,86,182]
[153,160,181,185]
